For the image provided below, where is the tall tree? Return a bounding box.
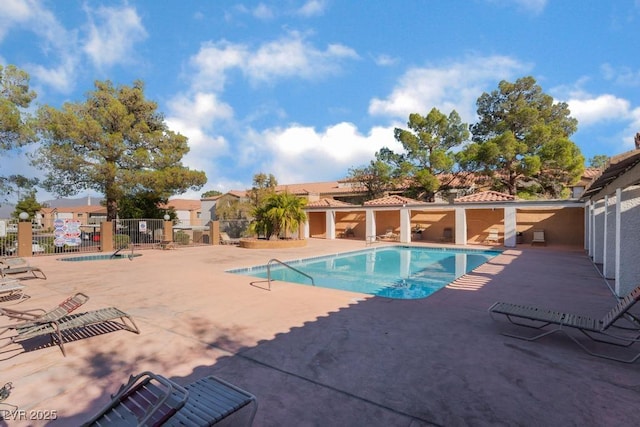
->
[0,65,38,201]
[247,172,278,208]
[589,155,608,169]
[391,108,469,200]
[347,154,395,201]
[201,189,222,198]
[117,191,175,219]
[460,76,583,196]
[12,191,44,220]
[33,80,207,220]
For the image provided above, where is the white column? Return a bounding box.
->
[604,195,617,279]
[593,200,605,264]
[366,209,376,243]
[400,207,411,243]
[603,195,609,274]
[583,200,590,252]
[303,219,310,239]
[616,186,640,296]
[589,201,595,257]
[615,189,621,286]
[454,207,467,245]
[503,206,517,248]
[326,210,336,240]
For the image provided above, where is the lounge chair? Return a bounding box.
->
[85,373,258,427]
[0,305,139,357]
[376,229,398,242]
[0,292,89,324]
[155,240,176,250]
[0,279,28,305]
[489,286,640,363]
[531,229,546,246]
[164,375,258,426]
[0,257,47,279]
[484,228,500,244]
[440,227,453,243]
[220,232,241,245]
[83,371,189,426]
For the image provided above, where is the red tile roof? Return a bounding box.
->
[363,195,425,206]
[306,198,356,208]
[454,191,516,203]
[163,199,201,211]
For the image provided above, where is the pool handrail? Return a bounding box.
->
[267,258,315,290]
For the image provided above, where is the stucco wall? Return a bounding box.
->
[409,210,455,242]
[603,195,617,279]
[591,200,606,262]
[308,212,326,238]
[466,209,505,244]
[617,186,640,296]
[375,211,400,235]
[335,211,366,238]
[516,207,584,246]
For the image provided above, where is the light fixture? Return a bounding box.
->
[18,212,29,221]
[163,214,170,221]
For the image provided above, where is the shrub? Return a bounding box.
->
[114,234,130,249]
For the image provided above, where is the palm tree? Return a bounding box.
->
[249,192,307,240]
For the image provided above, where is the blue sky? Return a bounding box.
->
[2,0,640,201]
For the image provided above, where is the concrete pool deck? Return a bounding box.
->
[1,239,639,426]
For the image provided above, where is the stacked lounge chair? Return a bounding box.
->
[84,371,258,426]
[0,257,47,279]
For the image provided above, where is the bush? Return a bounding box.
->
[114,234,131,249]
[174,231,190,245]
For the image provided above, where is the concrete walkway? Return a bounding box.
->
[1,240,639,426]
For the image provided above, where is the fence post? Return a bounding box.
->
[101,221,113,252]
[17,220,33,257]
[164,220,173,242]
[210,220,220,245]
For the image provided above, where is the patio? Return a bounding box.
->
[1,239,639,426]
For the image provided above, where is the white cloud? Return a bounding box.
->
[0,0,79,93]
[189,40,248,92]
[167,92,234,130]
[252,3,274,20]
[486,0,548,14]
[368,55,530,123]
[296,0,328,17]
[251,122,402,184]
[601,63,640,86]
[82,5,147,70]
[245,34,358,84]
[30,53,82,95]
[190,32,359,91]
[0,0,34,41]
[566,93,630,126]
[373,54,399,67]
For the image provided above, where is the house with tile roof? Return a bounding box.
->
[161,199,202,226]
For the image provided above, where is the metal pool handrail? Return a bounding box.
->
[267,259,315,290]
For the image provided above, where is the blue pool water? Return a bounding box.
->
[228,246,500,299]
[58,253,142,261]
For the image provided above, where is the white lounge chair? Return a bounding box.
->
[531,229,546,246]
[484,228,500,244]
[0,257,46,279]
[220,232,241,245]
[0,280,27,305]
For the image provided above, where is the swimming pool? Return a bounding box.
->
[228,246,501,299]
[58,253,142,261]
